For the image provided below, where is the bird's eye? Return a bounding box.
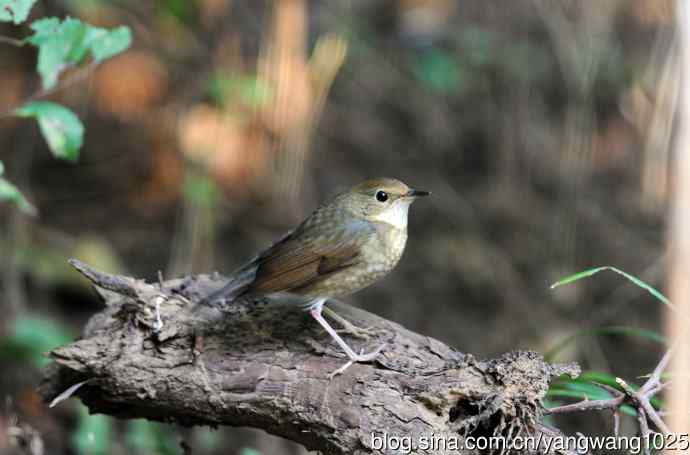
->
[375,190,388,202]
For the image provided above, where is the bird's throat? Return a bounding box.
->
[370,199,412,229]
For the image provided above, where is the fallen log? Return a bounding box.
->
[38,260,580,454]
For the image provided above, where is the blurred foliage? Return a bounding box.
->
[196,428,222,453]
[183,171,219,208]
[410,26,551,95]
[0,4,131,213]
[125,420,179,455]
[207,71,273,110]
[239,448,263,455]
[0,161,37,215]
[413,49,461,94]
[159,0,197,25]
[545,326,666,361]
[14,235,124,286]
[71,405,111,455]
[0,316,74,368]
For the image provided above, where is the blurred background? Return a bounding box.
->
[0,0,678,453]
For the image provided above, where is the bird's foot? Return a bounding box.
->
[322,307,380,340]
[329,344,386,378]
[152,295,165,333]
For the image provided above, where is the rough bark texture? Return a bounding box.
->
[39,260,580,454]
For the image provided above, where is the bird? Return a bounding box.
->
[201,177,429,375]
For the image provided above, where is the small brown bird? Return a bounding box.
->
[203,177,429,374]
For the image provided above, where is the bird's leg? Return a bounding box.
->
[152,294,165,333]
[308,298,385,377]
[322,306,379,340]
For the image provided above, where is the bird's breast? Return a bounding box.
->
[361,224,408,275]
[318,226,407,298]
[352,227,407,287]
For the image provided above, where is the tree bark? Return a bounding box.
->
[39,260,580,455]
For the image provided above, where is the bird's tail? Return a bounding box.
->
[195,265,256,309]
[198,279,247,307]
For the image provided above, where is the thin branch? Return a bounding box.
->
[545,396,624,415]
[0,35,26,46]
[30,62,98,100]
[637,407,651,455]
[640,349,672,394]
[0,62,98,119]
[642,381,670,399]
[612,410,620,438]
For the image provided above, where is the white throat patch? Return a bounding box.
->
[371,198,413,229]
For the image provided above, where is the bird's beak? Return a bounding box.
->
[406,189,431,198]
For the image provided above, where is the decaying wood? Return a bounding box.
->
[39,260,580,455]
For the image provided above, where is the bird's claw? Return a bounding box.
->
[336,323,379,340]
[329,343,386,378]
[352,344,385,362]
[329,360,354,378]
[322,307,381,340]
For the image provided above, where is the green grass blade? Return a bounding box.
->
[550,266,673,309]
[546,389,594,400]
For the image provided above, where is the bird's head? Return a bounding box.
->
[334,177,430,229]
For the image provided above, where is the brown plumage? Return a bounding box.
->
[203,177,429,376]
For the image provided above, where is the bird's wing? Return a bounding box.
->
[245,218,373,295]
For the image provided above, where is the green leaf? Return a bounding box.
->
[0,0,37,24]
[550,266,674,310]
[560,382,612,401]
[578,371,627,389]
[0,175,37,215]
[91,26,131,62]
[15,101,84,161]
[547,388,598,400]
[27,17,132,89]
[29,17,91,89]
